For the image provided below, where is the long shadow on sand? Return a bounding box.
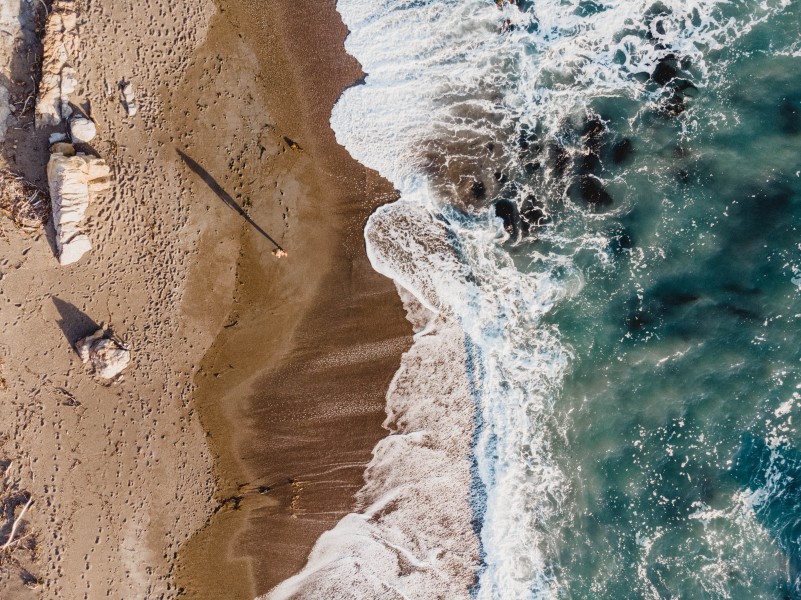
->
[176,148,284,251]
[52,297,100,350]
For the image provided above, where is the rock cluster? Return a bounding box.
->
[76,329,131,380]
[47,144,110,265]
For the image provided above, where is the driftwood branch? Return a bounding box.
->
[2,496,33,551]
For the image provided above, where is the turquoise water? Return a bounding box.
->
[534,9,801,597]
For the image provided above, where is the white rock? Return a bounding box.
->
[70,116,97,142]
[49,132,67,144]
[0,0,22,141]
[47,145,111,265]
[121,81,137,117]
[75,329,103,363]
[36,0,79,128]
[76,329,130,379]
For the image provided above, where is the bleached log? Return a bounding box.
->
[36,0,79,127]
[47,145,110,265]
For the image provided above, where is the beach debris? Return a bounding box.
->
[272,248,288,258]
[36,0,79,128]
[69,115,97,143]
[47,144,111,265]
[0,169,50,232]
[1,495,33,552]
[120,80,137,117]
[75,328,131,380]
[283,136,303,152]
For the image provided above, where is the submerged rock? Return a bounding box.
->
[521,194,548,231]
[651,54,679,86]
[611,138,633,164]
[76,329,130,380]
[548,143,571,178]
[47,144,110,265]
[494,198,521,242]
[36,0,79,127]
[570,174,614,206]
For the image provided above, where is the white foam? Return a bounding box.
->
[265,290,479,599]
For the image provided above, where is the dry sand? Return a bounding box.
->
[0,0,408,597]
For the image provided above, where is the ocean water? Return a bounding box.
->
[267,0,801,598]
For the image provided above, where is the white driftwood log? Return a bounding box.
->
[47,144,110,265]
[36,0,79,127]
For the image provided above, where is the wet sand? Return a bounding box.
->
[174,1,411,598]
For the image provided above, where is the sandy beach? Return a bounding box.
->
[0,0,409,597]
[173,1,412,597]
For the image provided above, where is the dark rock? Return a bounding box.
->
[660,92,686,117]
[573,175,613,205]
[494,199,521,241]
[577,152,602,175]
[521,194,548,232]
[581,117,606,152]
[651,54,679,86]
[518,130,538,151]
[471,180,487,200]
[524,161,541,175]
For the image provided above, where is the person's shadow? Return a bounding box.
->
[176,149,284,251]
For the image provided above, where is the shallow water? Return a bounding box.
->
[269,0,801,597]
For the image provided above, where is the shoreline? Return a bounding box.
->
[174,1,411,597]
